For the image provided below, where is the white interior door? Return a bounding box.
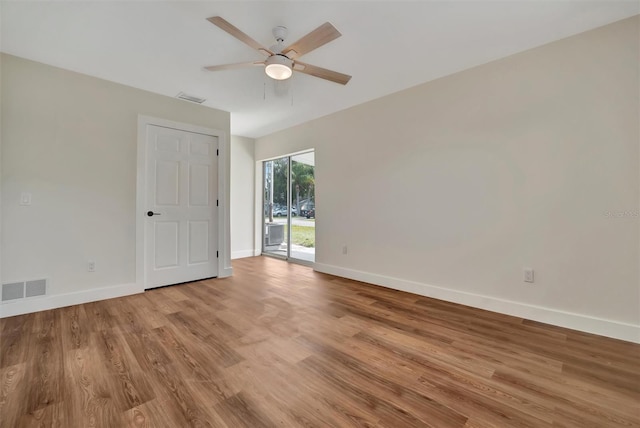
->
[144,125,218,288]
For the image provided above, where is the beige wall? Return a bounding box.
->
[1,54,230,306]
[230,135,256,259]
[256,17,640,341]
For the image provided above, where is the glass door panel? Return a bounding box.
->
[290,152,315,262]
[263,157,289,258]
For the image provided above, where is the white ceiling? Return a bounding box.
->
[1,1,637,138]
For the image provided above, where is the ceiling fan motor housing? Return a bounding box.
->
[272,26,288,42]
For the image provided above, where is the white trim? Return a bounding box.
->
[254,161,264,258]
[136,115,229,289]
[314,263,640,344]
[0,283,140,318]
[217,124,233,278]
[219,267,233,278]
[254,249,262,257]
[232,250,257,259]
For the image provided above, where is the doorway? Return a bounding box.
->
[263,151,315,263]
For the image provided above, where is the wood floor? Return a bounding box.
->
[1,257,639,427]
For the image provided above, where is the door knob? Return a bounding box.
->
[147,211,162,217]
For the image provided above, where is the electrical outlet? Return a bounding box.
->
[342,245,348,255]
[88,261,96,272]
[20,192,32,206]
[523,268,534,283]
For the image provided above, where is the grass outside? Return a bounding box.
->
[291,225,315,248]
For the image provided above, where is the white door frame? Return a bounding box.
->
[136,115,231,291]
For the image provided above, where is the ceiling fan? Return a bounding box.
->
[204,16,352,85]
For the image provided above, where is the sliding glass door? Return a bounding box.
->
[263,151,315,263]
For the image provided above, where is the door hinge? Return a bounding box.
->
[216,199,219,207]
[216,251,219,258]
[216,149,219,156]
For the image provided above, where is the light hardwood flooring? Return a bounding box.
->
[1,256,639,427]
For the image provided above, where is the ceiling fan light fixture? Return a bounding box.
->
[265,55,293,80]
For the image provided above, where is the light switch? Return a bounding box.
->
[20,192,32,206]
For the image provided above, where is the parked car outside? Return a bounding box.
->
[274,207,298,217]
[300,204,314,217]
[305,208,315,219]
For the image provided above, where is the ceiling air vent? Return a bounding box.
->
[176,92,206,104]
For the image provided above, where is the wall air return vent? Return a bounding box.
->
[2,279,47,302]
[2,282,24,301]
[26,279,47,298]
[176,92,206,104]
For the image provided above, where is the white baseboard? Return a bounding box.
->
[232,250,258,259]
[219,267,234,278]
[314,263,640,344]
[0,282,141,318]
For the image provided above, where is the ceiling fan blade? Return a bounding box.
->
[204,61,265,72]
[293,61,351,85]
[207,16,273,56]
[282,22,341,59]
